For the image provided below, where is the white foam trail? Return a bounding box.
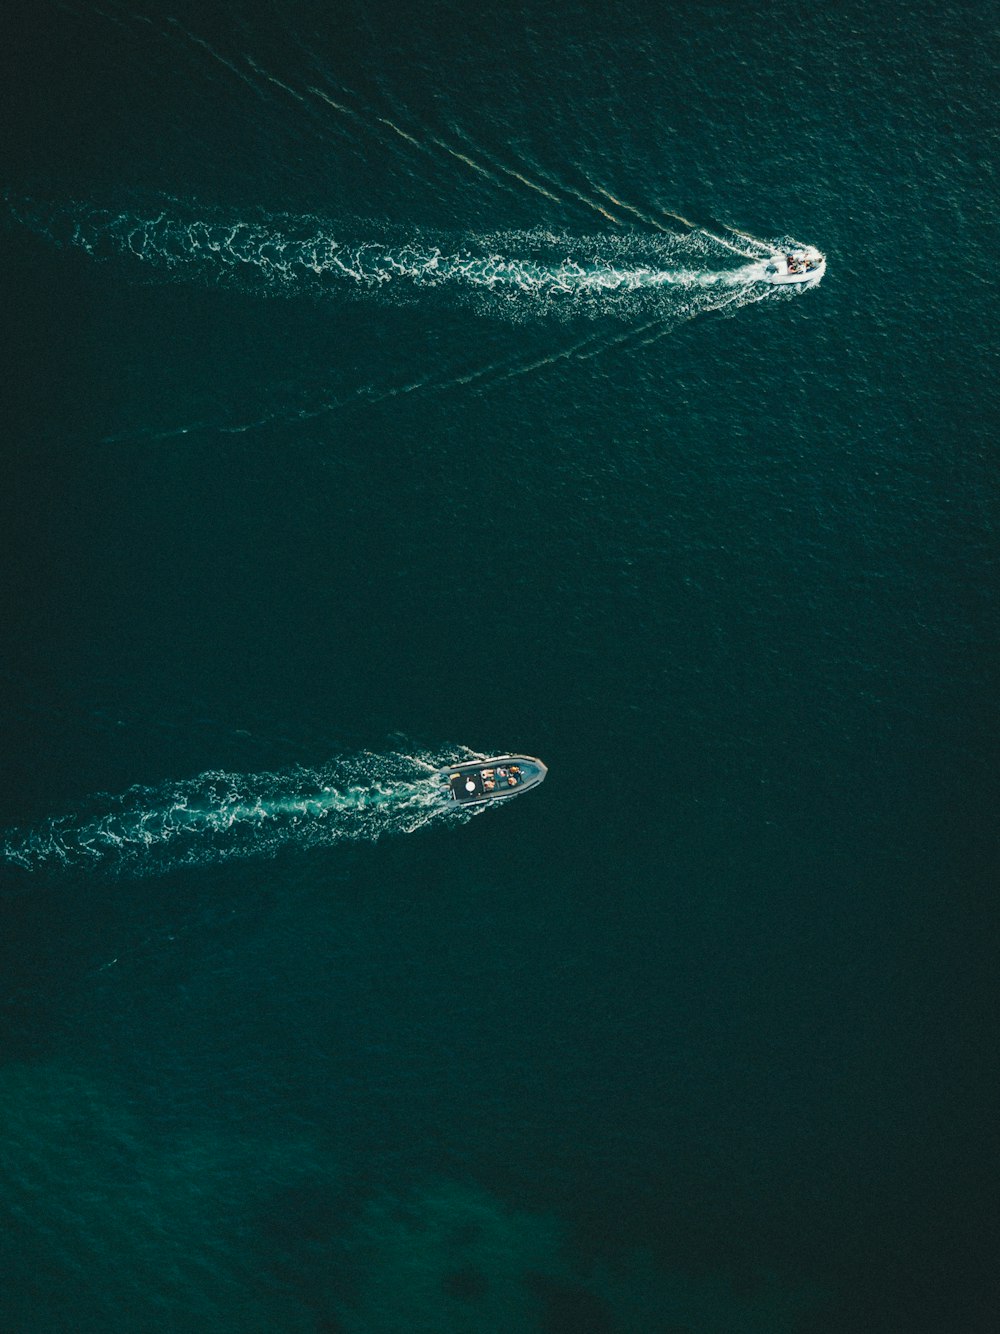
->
[1,748,488,877]
[6,197,787,322]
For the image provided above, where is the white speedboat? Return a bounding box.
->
[756,246,826,284]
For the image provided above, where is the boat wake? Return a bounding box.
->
[1,747,489,878]
[4,194,792,322]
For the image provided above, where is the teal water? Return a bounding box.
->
[1,1,997,1330]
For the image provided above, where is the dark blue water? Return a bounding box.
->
[2,1,997,1330]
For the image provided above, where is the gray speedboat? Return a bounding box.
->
[445,755,547,805]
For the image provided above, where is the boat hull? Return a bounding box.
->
[754,249,826,284]
[445,755,547,805]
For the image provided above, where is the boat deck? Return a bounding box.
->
[449,762,526,802]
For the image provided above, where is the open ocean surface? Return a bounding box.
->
[1,2,997,1330]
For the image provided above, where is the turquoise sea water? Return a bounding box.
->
[1,2,997,1330]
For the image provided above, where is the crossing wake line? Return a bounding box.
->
[1,748,488,879]
[5,195,786,320]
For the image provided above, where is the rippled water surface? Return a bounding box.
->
[1,2,996,1330]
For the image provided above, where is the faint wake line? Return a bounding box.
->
[72,7,770,248]
[56,4,786,269]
